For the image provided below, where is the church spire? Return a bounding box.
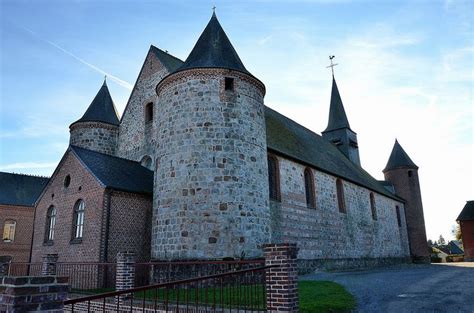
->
[322,66,360,166]
[383,139,418,172]
[174,12,251,75]
[324,77,351,132]
[71,81,120,127]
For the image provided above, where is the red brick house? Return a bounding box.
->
[0,172,48,263]
[30,146,153,265]
[457,201,474,261]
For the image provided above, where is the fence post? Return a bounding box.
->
[263,243,299,312]
[116,251,136,292]
[41,254,58,276]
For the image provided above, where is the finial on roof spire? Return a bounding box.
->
[326,55,338,77]
[103,75,107,86]
[212,5,216,15]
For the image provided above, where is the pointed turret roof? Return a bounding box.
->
[383,140,418,172]
[323,77,351,132]
[72,80,120,126]
[174,12,251,75]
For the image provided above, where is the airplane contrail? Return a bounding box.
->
[22,26,133,90]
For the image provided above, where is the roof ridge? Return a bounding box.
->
[70,145,144,166]
[150,45,184,63]
[0,171,50,179]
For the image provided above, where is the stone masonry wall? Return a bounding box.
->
[69,122,118,155]
[270,155,410,269]
[31,151,105,263]
[117,48,172,163]
[152,69,270,260]
[0,204,35,263]
[106,191,152,262]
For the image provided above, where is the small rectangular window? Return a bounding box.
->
[225,77,234,91]
[145,102,153,123]
[396,206,402,227]
[3,220,16,242]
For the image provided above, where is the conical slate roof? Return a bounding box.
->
[174,12,250,75]
[383,140,418,172]
[457,200,474,221]
[72,81,119,126]
[323,77,351,132]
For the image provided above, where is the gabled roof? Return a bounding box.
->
[71,81,120,127]
[383,139,418,172]
[323,77,351,133]
[457,200,474,221]
[174,13,251,75]
[265,106,403,201]
[70,146,153,195]
[150,45,184,72]
[0,172,49,206]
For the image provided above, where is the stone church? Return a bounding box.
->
[28,13,429,269]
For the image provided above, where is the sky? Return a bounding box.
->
[0,0,472,242]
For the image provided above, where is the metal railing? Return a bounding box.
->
[64,265,273,312]
[5,262,116,291]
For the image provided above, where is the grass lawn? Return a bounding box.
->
[299,280,356,313]
[73,280,356,312]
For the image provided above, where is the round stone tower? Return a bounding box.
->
[69,80,120,156]
[152,13,270,260]
[383,140,429,263]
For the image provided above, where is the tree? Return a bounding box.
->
[438,234,446,245]
[452,223,462,242]
[427,239,433,247]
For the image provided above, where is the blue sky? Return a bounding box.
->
[0,0,472,241]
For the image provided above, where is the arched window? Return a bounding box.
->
[396,205,402,227]
[45,206,56,242]
[140,155,153,170]
[370,193,377,220]
[336,179,346,213]
[304,168,316,209]
[72,200,85,240]
[3,220,16,242]
[267,155,280,201]
[145,102,153,123]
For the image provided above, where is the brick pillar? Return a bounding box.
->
[41,254,58,276]
[0,276,69,312]
[263,243,299,312]
[116,251,135,291]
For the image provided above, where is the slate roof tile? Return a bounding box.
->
[0,172,49,206]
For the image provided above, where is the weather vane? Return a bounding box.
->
[326,55,338,77]
[212,5,216,13]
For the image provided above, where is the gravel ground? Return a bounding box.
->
[301,262,474,313]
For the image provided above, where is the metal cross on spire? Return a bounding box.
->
[326,55,338,77]
[212,5,216,14]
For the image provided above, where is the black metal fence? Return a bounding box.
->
[64,265,272,312]
[5,262,116,291]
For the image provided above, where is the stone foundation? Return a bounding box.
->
[297,256,411,274]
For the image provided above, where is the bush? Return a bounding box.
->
[446,255,464,262]
[431,257,442,263]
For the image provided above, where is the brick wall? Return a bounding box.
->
[0,276,68,312]
[0,204,34,262]
[117,48,172,163]
[270,155,410,270]
[107,191,152,262]
[460,220,474,261]
[31,151,105,263]
[384,168,429,263]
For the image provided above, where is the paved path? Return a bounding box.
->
[301,262,474,313]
